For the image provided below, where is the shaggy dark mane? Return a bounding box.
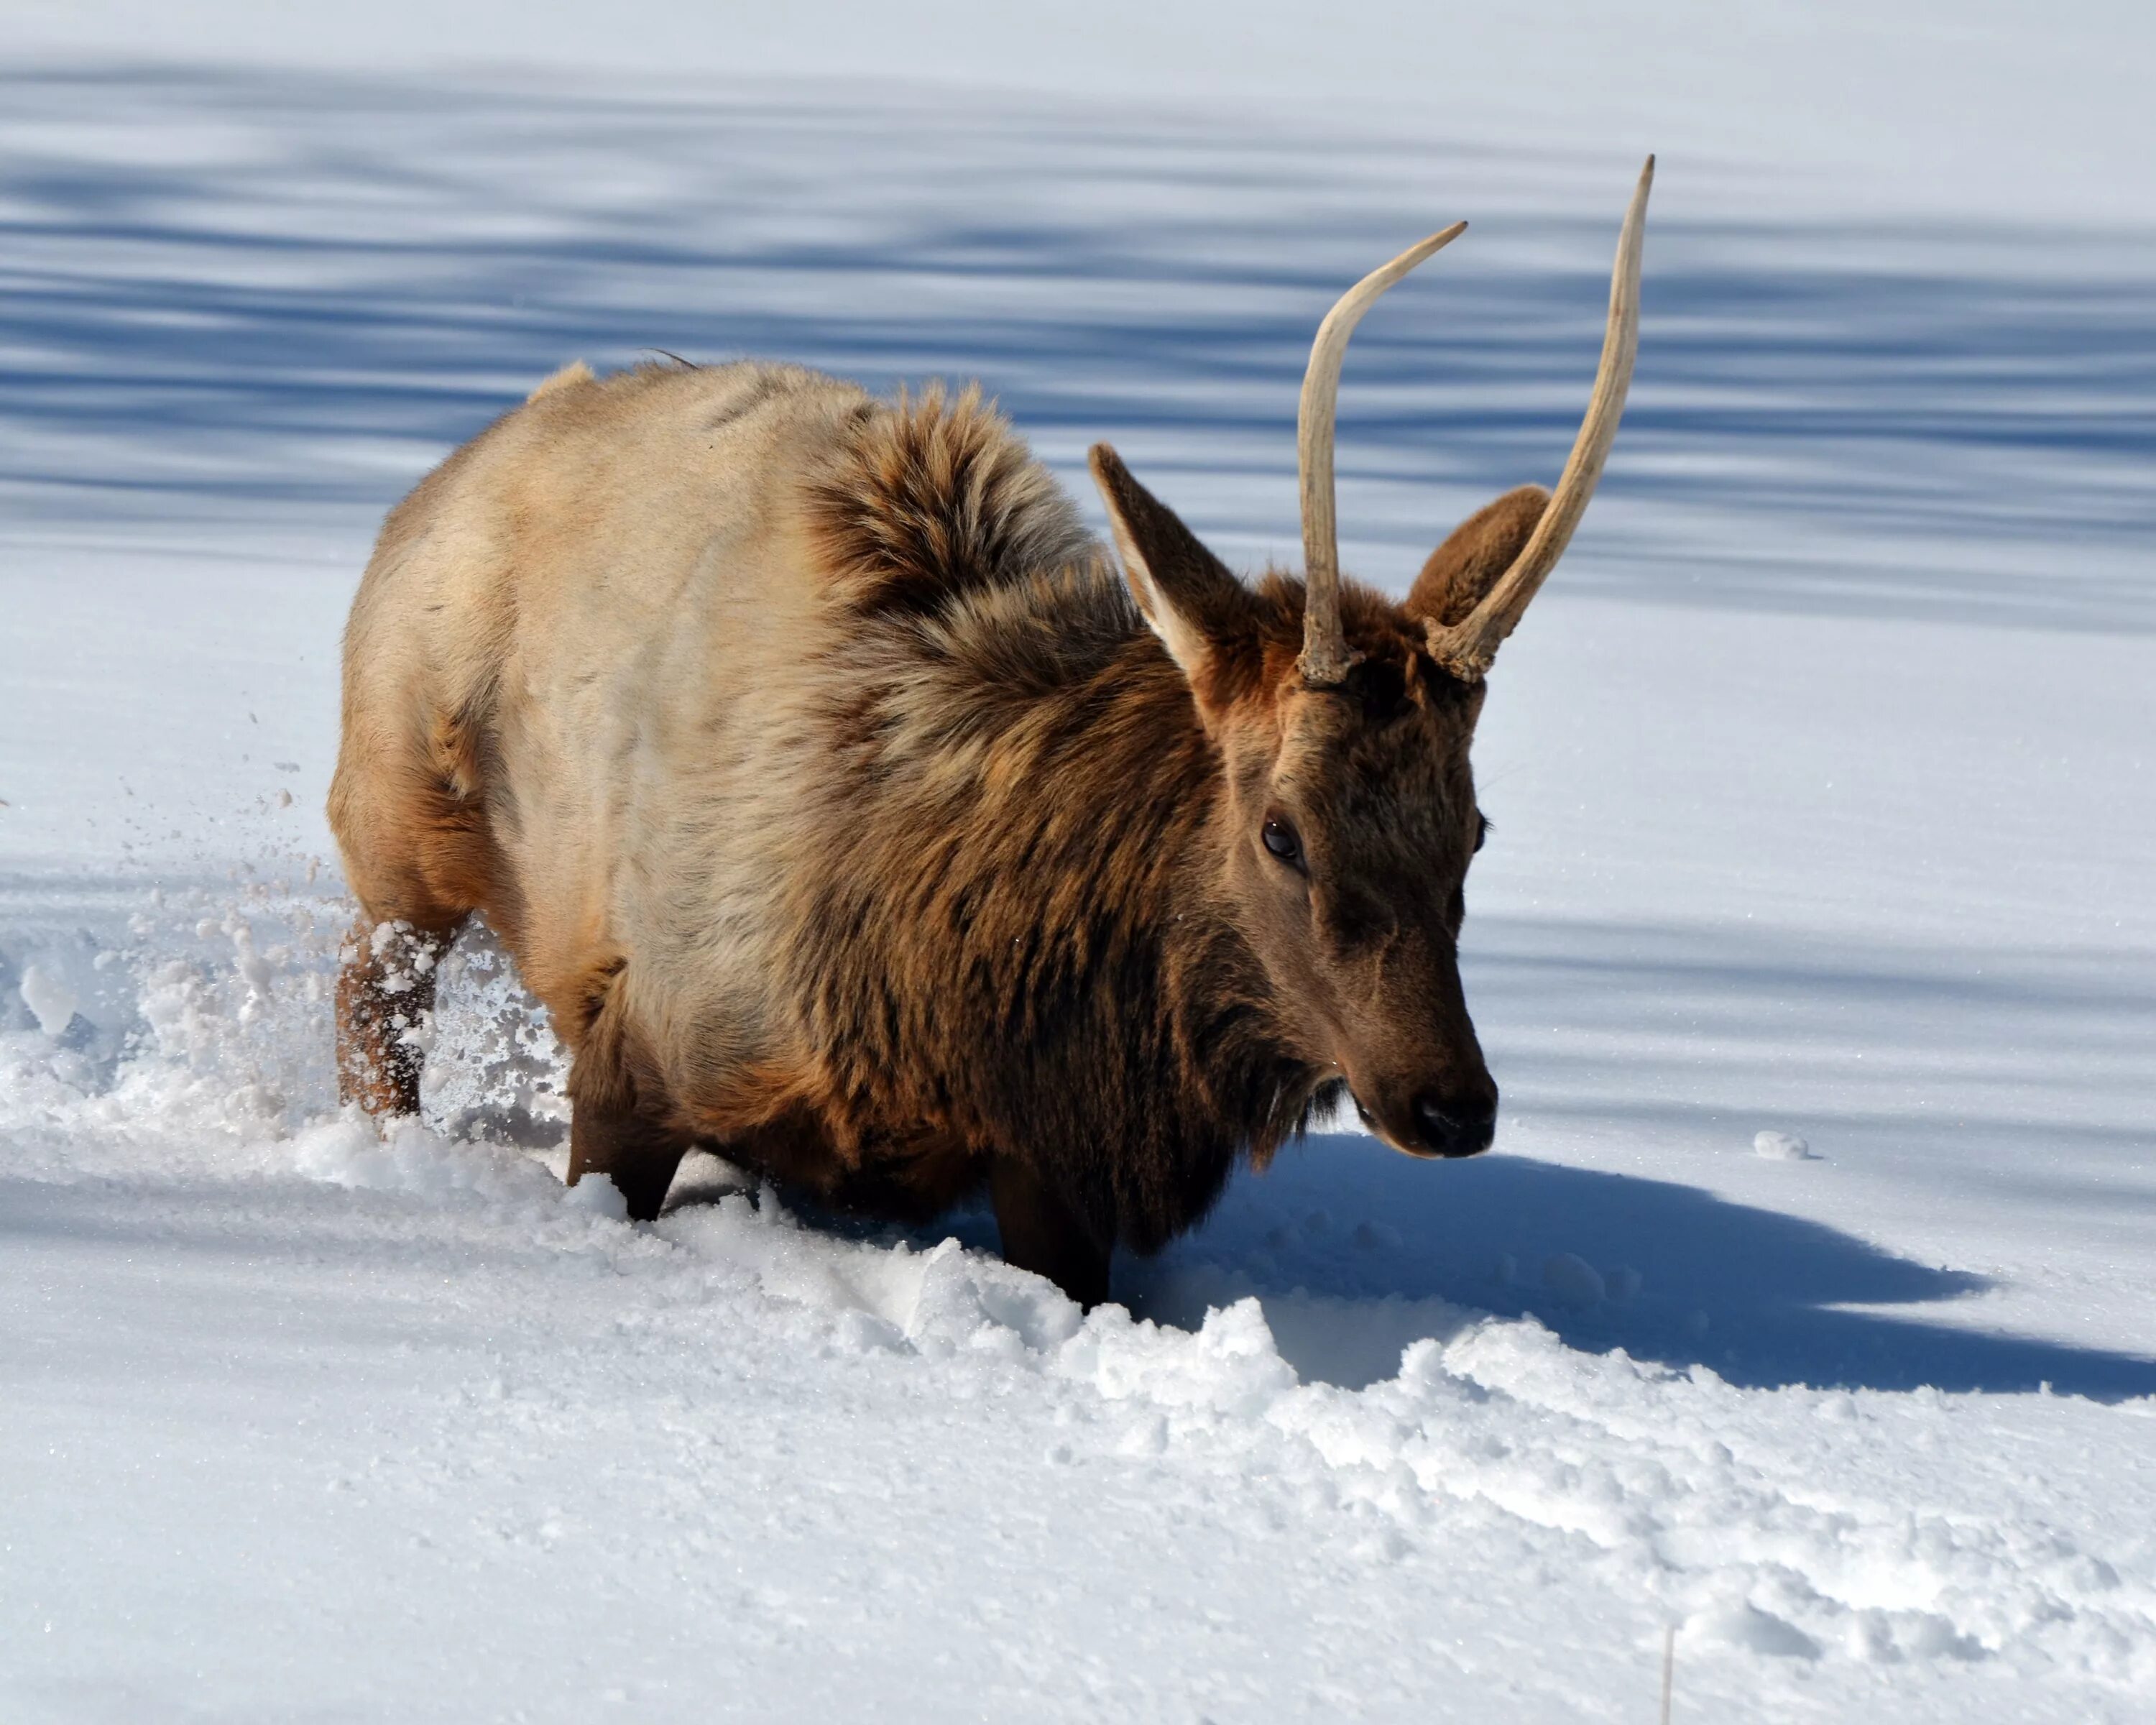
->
[791,620,1334,1250]
[783,395,1447,1252]
[808,384,1095,620]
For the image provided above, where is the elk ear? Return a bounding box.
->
[1405,484,1550,630]
[1088,443,1251,687]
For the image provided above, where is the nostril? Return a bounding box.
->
[1412,1090,1498,1157]
[1410,1094,1453,1139]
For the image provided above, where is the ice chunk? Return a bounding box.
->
[18,961,78,1037]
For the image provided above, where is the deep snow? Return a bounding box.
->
[3,45,2155,1725]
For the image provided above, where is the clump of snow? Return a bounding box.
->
[1754,1130,1818,1161]
[290,1113,571,1210]
[17,959,78,1036]
[1541,1252,1606,1308]
[561,1169,629,1220]
[1696,1602,1823,1660]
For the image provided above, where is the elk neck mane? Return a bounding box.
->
[788,384,1341,1248]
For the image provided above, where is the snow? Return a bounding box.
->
[4,24,2156,1725]
[1756,1131,1818,1163]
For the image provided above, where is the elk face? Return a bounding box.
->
[1089,157,1652,1159]
[1092,449,1530,1156]
[1225,648,1498,1156]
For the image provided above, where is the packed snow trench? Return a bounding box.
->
[5,56,2156,1725]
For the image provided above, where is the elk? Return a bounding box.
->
[328,159,1652,1307]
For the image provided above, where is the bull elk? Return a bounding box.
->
[329,158,1653,1306]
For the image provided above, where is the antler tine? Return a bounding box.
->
[1296,220,1468,687]
[1427,155,1654,681]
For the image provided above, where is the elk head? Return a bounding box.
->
[1091,158,1651,1159]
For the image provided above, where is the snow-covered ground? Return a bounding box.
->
[3,37,2155,1725]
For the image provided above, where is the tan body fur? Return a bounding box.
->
[336,360,883,1039]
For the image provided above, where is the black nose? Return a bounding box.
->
[1411,1090,1498,1158]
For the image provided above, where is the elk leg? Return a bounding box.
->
[567,1102,686,1221]
[565,962,690,1216]
[336,914,452,1116]
[990,1158,1111,1310]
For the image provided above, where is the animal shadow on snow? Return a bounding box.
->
[1117,1133,2156,1402]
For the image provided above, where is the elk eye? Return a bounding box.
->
[1474,812,1490,854]
[1261,817,1304,869]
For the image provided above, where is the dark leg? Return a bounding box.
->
[336,914,453,1116]
[990,1158,1112,1309]
[561,957,686,1222]
[566,1073,688,1223]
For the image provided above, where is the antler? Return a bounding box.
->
[1296,221,1468,686]
[1424,156,1654,681]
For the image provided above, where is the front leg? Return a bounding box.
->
[990,1157,1112,1309]
[566,1090,688,1222]
[563,984,687,1223]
